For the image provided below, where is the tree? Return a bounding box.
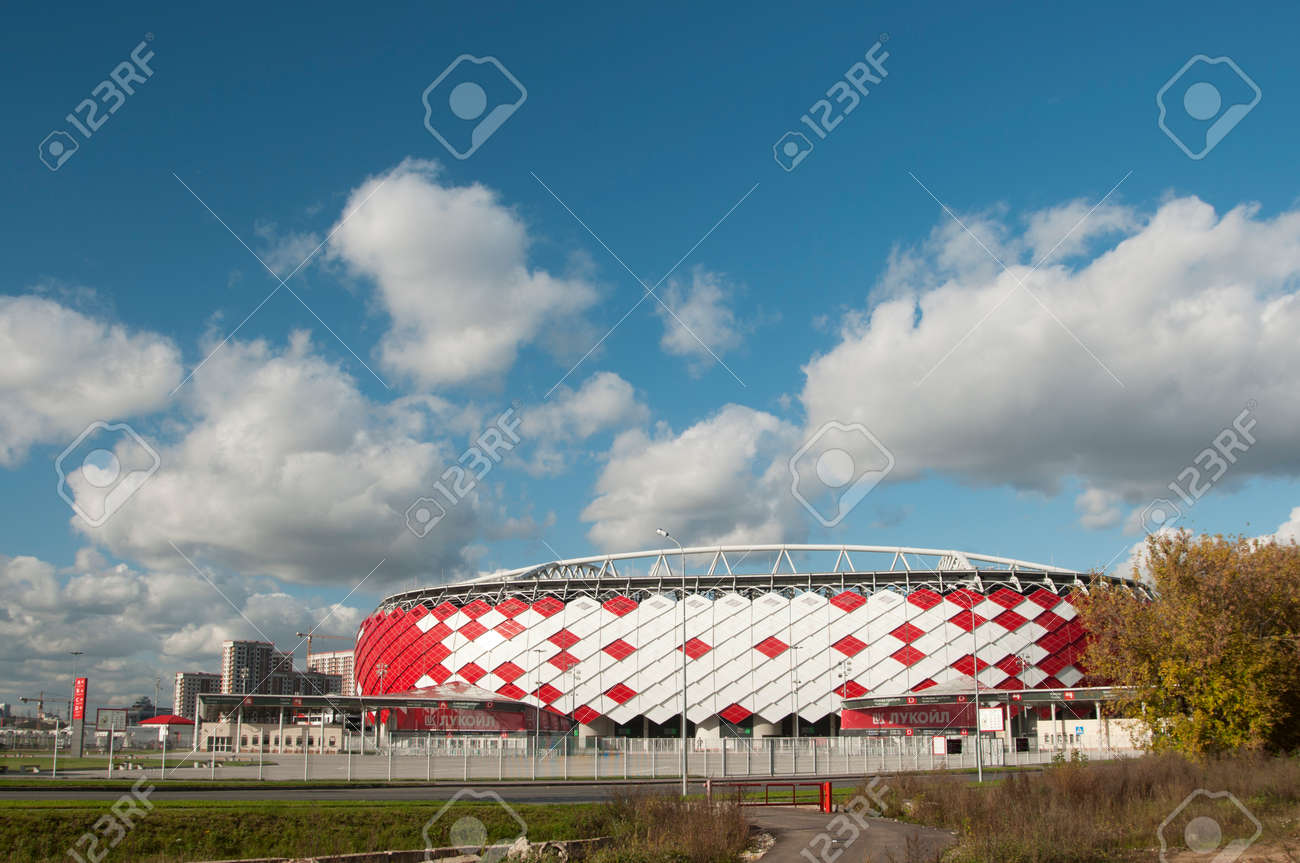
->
[1077,531,1300,755]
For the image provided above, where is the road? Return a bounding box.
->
[0,777,870,803]
[747,807,954,863]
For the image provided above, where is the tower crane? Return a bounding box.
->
[294,631,352,660]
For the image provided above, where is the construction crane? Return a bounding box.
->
[294,632,351,660]
[19,693,70,721]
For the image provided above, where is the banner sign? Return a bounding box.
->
[978,706,1004,732]
[841,702,976,730]
[391,702,570,733]
[72,677,87,721]
[95,707,128,731]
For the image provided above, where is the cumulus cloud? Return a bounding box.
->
[521,372,648,475]
[329,159,599,390]
[0,295,181,466]
[0,551,365,706]
[77,331,486,586]
[253,220,323,279]
[1275,506,1300,543]
[1076,487,1122,530]
[801,196,1300,506]
[656,269,745,373]
[581,405,805,549]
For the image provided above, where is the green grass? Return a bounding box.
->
[0,799,607,863]
[0,793,752,863]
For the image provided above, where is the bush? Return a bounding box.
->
[869,753,1300,862]
[587,791,750,863]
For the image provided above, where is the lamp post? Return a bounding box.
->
[790,645,804,739]
[532,648,545,780]
[835,659,850,736]
[967,597,983,783]
[375,662,388,754]
[656,528,688,798]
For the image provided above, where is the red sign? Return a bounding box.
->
[841,702,977,730]
[72,677,87,721]
[1064,691,1075,701]
[904,728,914,736]
[391,704,569,733]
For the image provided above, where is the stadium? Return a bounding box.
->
[355,545,1140,741]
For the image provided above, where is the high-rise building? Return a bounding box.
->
[220,641,294,694]
[307,650,355,696]
[173,671,221,720]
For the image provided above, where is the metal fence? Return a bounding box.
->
[160,735,1137,781]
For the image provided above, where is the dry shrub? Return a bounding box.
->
[869,753,1300,863]
[587,791,750,863]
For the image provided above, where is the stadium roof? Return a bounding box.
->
[378,544,1133,609]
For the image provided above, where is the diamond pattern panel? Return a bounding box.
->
[679,637,711,660]
[354,582,1095,727]
[603,639,636,661]
[829,591,867,612]
[605,682,637,704]
[549,629,580,649]
[833,634,867,657]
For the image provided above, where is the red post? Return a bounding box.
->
[820,781,832,813]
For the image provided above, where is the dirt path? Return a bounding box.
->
[746,806,954,863]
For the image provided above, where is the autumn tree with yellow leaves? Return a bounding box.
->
[1077,531,1300,755]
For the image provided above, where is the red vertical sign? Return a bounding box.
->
[72,677,87,721]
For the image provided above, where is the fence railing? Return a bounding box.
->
[166,735,1138,781]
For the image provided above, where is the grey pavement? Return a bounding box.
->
[747,807,954,863]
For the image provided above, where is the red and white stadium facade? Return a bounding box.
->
[355,546,1134,737]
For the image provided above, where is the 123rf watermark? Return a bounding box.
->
[38,36,155,171]
[1139,403,1257,534]
[66,778,154,862]
[798,777,891,863]
[774,36,890,171]
[406,407,522,537]
[1158,789,1261,863]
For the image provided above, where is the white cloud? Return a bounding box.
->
[1271,506,1300,543]
[328,159,599,390]
[1023,200,1136,263]
[253,220,323,278]
[522,372,648,475]
[800,196,1300,505]
[77,331,486,586]
[656,269,745,372]
[1076,487,1122,530]
[0,295,181,466]
[581,405,805,549]
[0,551,365,706]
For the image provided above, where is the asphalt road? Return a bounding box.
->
[0,777,870,803]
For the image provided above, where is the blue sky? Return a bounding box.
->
[4,1,1300,704]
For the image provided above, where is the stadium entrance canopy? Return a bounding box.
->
[197,681,571,735]
[841,681,1127,735]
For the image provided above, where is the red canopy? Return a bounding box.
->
[138,714,195,726]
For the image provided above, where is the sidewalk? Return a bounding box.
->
[747,807,954,863]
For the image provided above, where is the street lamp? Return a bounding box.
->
[656,528,688,798]
[835,659,851,736]
[790,645,804,739]
[532,648,545,781]
[965,596,984,783]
